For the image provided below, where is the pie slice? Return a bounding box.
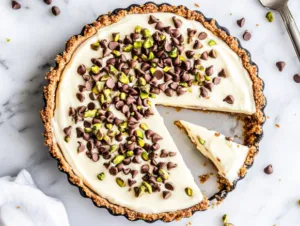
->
[41,3,265,222]
[175,120,256,187]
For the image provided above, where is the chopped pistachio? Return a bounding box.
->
[160,34,166,40]
[141,54,148,61]
[208,39,217,46]
[126,150,134,157]
[142,181,152,193]
[158,169,169,180]
[84,109,97,118]
[150,67,156,75]
[138,77,146,86]
[123,44,133,52]
[143,37,154,49]
[133,55,138,61]
[107,130,116,137]
[148,51,155,60]
[6,38,11,42]
[139,123,148,131]
[96,81,104,92]
[135,25,142,33]
[109,65,118,74]
[105,123,113,130]
[129,74,135,83]
[149,94,156,99]
[116,177,125,187]
[185,187,193,197]
[112,50,121,57]
[169,47,178,58]
[266,12,274,22]
[113,155,125,165]
[102,134,111,144]
[141,151,149,161]
[119,121,127,131]
[84,128,92,133]
[137,106,142,110]
[136,185,146,197]
[156,177,163,183]
[179,55,186,62]
[142,28,151,38]
[92,123,102,132]
[163,66,171,72]
[91,65,100,74]
[100,75,110,81]
[204,75,211,81]
[90,41,100,50]
[92,86,99,94]
[135,129,144,139]
[140,92,148,99]
[137,138,145,147]
[99,94,106,104]
[97,172,105,181]
[64,136,70,143]
[199,137,205,145]
[134,41,143,49]
[120,92,126,100]
[113,33,120,42]
[119,73,129,84]
[151,62,157,67]
[109,144,118,153]
[179,82,187,87]
[222,214,228,223]
[95,130,103,140]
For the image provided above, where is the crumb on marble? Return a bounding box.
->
[186,222,192,226]
[6,38,11,42]
[194,3,200,8]
[16,206,20,209]
[275,123,280,128]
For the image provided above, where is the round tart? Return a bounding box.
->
[41,3,265,222]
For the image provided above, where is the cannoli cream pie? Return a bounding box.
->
[41,3,265,222]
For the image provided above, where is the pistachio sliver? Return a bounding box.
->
[97,172,105,181]
[141,151,149,161]
[185,187,193,197]
[158,169,169,180]
[113,155,125,165]
[139,123,148,131]
[110,144,118,153]
[133,41,143,49]
[91,41,100,50]
[135,25,142,33]
[208,39,217,46]
[142,181,152,194]
[143,37,154,49]
[116,177,125,187]
[137,138,145,148]
[123,44,133,52]
[266,12,274,22]
[199,137,205,145]
[91,65,100,74]
[84,109,97,118]
[119,73,129,84]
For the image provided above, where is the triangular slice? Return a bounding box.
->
[176,120,255,187]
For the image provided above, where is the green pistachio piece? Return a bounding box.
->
[222,214,228,223]
[113,155,125,165]
[113,33,120,42]
[266,12,274,22]
[185,187,193,197]
[129,74,135,83]
[158,169,169,180]
[84,128,92,133]
[156,177,163,183]
[135,25,142,33]
[150,67,156,75]
[64,136,70,143]
[148,51,155,60]
[143,37,154,49]
[103,89,111,97]
[135,129,144,139]
[141,54,148,61]
[179,82,188,87]
[142,28,151,38]
[147,100,152,106]
[119,73,129,84]
[199,66,205,71]
[99,94,106,104]
[126,150,134,157]
[123,44,133,52]
[105,123,113,130]
[141,151,149,161]
[109,65,118,74]
[107,130,116,137]
[142,181,152,194]
[149,94,156,99]
[97,172,105,181]
[169,47,178,58]
[140,92,148,99]
[90,41,100,50]
[102,134,111,144]
[136,185,146,197]
[96,81,104,92]
[151,62,157,67]
[137,139,145,148]
[133,55,138,61]
[84,109,97,118]
[109,144,118,153]
[95,130,103,140]
[134,41,143,49]
[92,123,102,132]
[179,55,186,62]
[116,177,125,187]
[6,38,11,43]
[112,50,121,57]
[199,137,205,145]
[100,75,110,81]
[204,75,211,81]
[208,39,217,46]
[119,121,128,131]
[160,34,166,40]
[139,123,148,131]
[91,65,100,74]
[120,92,126,100]
[163,66,171,72]
[92,86,99,94]
[137,106,142,110]
[138,77,146,86]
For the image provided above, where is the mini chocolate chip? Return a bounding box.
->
[205,66,214,76]
[123,168,131,175]
[187,28,196,37]
[170,29,180,38]
[200,87,208,98]
[63,126,72,136]
[109,166,118,176]
[198,32,208,40]
[153,70,164,80]
[168,152,176,157]
[213,77,221,85]
[149,15,159,24]
[176,87,185,96]
[123,158,131,165]
[76,93,85,102]
[157,162,166,169]
[77,141,85,153]
[193,40,202,49]
[141,164,150,174]
[87,102,95,110]
[165,182,174,191]
[264,164,273,174]
[77,65,86,76]
[12,1,21,9]
[87,140,94,151]
[201,51,208,60]
[204,82,214,92]
[132,156,141,164]
[131,169,138,179]
[44,0,52,5]
[167,162,177,170]
[186,50,195,59]
[237,18,246,27]
[294,74,300,83]
[51,6,60,16]
[172,16,182,28]
[128,179,136,187]
[108,41,119,50]
[163,191,171,199]
[276,61,286,72]
[103,162,110,168]
[209,49,217,58]
[151,143,160,151]
[92,153,99,162]
[155,21,165,31]
[164,88,174,97]
[218,69,227,78]
[243,30,252,41]
[223,95,235,104]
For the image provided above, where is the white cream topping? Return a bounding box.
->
[178,120,249,183]
[52,13,256,213]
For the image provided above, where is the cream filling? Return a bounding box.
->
[178,120,249,183]
[52,13,256,213]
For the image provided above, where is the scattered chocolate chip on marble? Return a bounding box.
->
[12,1,21,10]
[44,0,52,5]
[51,6,61,16]
[276,61,286,72]
[243,31,252,41]
[293,74,300,83]
[264,164,273,174]
[237,18,245,27]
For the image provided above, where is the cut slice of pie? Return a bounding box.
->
[41,3,265,222]
[175,120,257,187]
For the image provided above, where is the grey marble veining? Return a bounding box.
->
[1,0,300,225]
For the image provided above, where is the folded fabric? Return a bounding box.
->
[0,169,70,226]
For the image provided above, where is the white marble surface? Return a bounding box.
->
[1,0,300,225]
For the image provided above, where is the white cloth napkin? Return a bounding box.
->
[0,169,70,226]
